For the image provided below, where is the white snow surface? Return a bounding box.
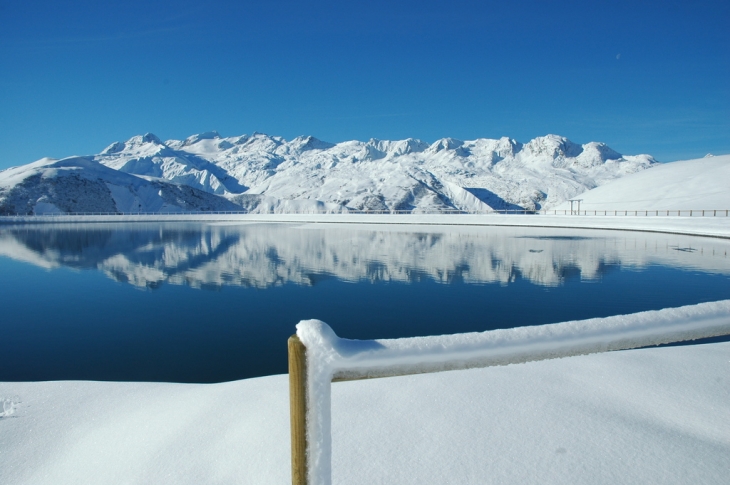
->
[1,132,658,214]
[297,301,730,485]
[2,308,729,484]
[553,155,730,211]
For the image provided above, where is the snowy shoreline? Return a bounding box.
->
[2,213,729,239]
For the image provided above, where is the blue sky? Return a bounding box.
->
[0,0,727,168]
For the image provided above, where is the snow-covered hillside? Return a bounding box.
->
[0,132,657,215]
[553,154,730,212]
[0,157,241,215]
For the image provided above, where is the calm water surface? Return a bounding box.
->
[1,222,729,382]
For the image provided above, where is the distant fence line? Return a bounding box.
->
[0,209,729,218]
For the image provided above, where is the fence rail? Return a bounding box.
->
[289,303,730,485]
[1,208,729,218]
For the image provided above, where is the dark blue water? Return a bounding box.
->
[1,222,728,382]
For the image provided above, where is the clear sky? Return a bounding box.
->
[1,0,727,169]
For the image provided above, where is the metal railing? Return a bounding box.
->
[552,209,730,217]
[0,209,530,216]
[0,208,728,217]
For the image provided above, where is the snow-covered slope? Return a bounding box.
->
[98,133,247,195]
[0,156,242,215]
[93,132,655,212]
[553,155,730,212]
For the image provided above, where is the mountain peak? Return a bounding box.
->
[100,133,165,155]
[122,133,164,146]
[183,131,222,146]
[580,142,622,162]
[290,135,335,152]
[100,141,126,155]
[524,135,583,159]
[142,133,162,144]
[428,138,464,153]
[368,138,428,156]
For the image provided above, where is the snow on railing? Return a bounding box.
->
[0,209,729,218]
[555,209,730,217]
[288,300,730,485]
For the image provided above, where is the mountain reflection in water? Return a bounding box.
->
[1,222,730,383]
[1,222,729,289]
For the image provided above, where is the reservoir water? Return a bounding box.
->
[1,222,729,383]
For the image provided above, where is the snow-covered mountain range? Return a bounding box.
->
[0,132,657,215]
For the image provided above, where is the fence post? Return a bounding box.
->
[289,335,308,485]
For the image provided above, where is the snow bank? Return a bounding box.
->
[297,300,730,485]
[330,339,730,485]
[0,378,291,484]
